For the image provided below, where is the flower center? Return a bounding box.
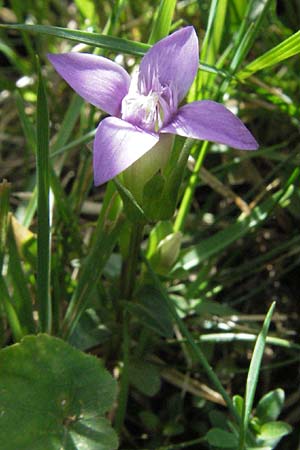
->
[121,69,177,133]
[121,90,164,132]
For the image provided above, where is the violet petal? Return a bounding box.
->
[93,117,159,185]
[47,53,130,116]
[139,27,199,103]
[162,100,258,150]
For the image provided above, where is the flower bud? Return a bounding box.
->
[121,134,173,206]
[155,231,182,275]
[147,221,182,274]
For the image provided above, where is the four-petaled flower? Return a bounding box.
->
[48,27,258,186]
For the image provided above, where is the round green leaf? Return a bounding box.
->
[0,334,118,450]
[206,428,238,448]
[259,421,292,441]
[128,359,161,397]
[256,389,285,423]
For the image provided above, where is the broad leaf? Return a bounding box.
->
[259,421,292,441]
[0,335,118,450]
[206,428,238,448]
[256,389,285,423]
[128,359,161,397]
[127,285,174,338]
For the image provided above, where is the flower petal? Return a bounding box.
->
[47,53,130,116]
[93,117,159,185]
[139,27,199,103]
[162,100,258,150]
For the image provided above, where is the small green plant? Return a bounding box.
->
[0,0,299,448]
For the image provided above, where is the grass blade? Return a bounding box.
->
[7,222,35,334]
[36,59,51,333]
[2,23,227,78]
[229,0,272,74]
[0,180,10,271]
[16,89,83,249]
[239,302,276,449]
[61,212,125,340]
[50,94,84,153]
[1,24,150,56]
[0,276,23,342]
[198,0,228,91]
[148,0,176,44]
[0,181,26,341]
[238,30,300,80]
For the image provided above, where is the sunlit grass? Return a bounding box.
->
[0,0,299,448]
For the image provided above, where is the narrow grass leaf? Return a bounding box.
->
[148,0,176,44]
[15,90,36,152]
[50,93,83,153]
[0,40,29,74]
[15,91,38,227]
[16,88,83,248]
[0,182,23,341]
[239,302,276,449]
[229,0,272,74]
[8,0,36,63]
[238,30,300,80]
[0,276,23,342]
[61,214,125,340]
[1,24,150,56]
[36,59,51,333]
[192,333,300,351]
[49,168,82,253]
[2,23,227,77]
[178,171,298,271]
[199,0,228,91]
[0,180,10,271]
[7,223,35,334]
[50,129,96,158]
[74,0,95,22]
[103,0,127,36]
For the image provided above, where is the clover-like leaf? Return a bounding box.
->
[206,428,238,448]
[256,389,285,423]
[0,334,118,450]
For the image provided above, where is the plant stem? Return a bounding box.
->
[174,140,209,232]
[115,221,144,434]
[115,309,130,435]
[121,222,144,300]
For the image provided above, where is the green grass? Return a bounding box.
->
[1,0,300,448]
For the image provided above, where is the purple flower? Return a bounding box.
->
[48,27,258,186]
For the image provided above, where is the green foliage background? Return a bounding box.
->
[0,0,300,448]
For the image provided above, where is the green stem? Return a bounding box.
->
[121,222,144,300]
[157,436,206,449]
[115,221,144,434]
[174,140,209,232]
[115,309,130,435]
